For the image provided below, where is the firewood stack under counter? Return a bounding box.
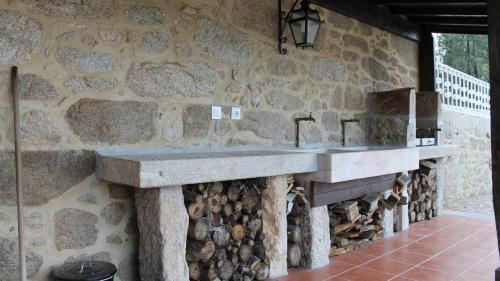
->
[183,179,270,281]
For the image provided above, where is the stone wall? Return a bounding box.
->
[442,110,492,204]
[0,1,418,280]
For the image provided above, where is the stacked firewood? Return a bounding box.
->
[285,176,311,268]
[184,179,270,281]
[408,161,438,223]
[328,194,385,256]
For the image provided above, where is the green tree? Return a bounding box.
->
[436,34,489,82]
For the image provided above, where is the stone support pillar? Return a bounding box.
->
[308,206,331,269]
[135,186,189,281]
[435,158,445,216]
[262,176,288,278]
[381,189,394,238]
[398,172,410,231]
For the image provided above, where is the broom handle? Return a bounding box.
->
[12,66,27,281]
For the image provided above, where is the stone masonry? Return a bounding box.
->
[0,1,418,280]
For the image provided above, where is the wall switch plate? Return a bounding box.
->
[211,106,222,120]
[231,107,241,120]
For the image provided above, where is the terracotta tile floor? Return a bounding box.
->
[272,215,498,281]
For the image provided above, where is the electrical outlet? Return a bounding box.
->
[231,107,241,120]
[211,106,222,120]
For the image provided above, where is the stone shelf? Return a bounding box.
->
[419,144,458,160]
[96,147,318,188]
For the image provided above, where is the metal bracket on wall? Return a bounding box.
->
[278,0,300,54]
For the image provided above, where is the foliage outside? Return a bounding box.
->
[435,34,489,82]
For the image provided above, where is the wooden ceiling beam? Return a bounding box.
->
[407,15,488,25]
[387,6,487,16]
[310,0,422,41]
[425,25,488,34]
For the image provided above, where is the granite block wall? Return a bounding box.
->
[442,110,492,203]
[0,0,418,280]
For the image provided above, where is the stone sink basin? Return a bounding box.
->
[291,146,420,183]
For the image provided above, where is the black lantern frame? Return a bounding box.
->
[278,0,322,54]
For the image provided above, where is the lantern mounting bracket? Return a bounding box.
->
[278,0,300,55]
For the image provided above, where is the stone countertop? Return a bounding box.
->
[96,147,318,188]
[418,144,458,160]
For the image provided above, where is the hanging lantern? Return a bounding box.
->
[288,1,322,48]
[278,0,322,54]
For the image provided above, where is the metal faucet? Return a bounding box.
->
[295,112,316,148]
[341,117,360,146]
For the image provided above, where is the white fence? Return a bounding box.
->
[435,62,490,118]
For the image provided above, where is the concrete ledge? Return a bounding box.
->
[419,144,458,160]
[96,147,317,188]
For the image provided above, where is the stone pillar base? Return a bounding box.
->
[135,186,189,281]
[262,176,288,279]
[308,206,331,269]
[382,189,394,238]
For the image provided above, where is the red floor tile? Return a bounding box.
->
[399,266,455,281]
[382,249,431,265]
[362,257,413,275]
[337,267,395,281]
[270,215,497,281]
[331,252,377,265]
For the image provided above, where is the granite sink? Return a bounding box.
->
[291,146,420,183]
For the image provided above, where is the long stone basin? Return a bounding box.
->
[96,147,318,188]
[292,146,420,183]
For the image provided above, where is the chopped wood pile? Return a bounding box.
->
[285,176,311,268]
[408,161,438,223]
[328,193,387,256]
[183,179,270,281]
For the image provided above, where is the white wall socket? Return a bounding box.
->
[211,106,222,120]
[231,107,241,120]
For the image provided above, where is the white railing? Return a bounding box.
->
[435,62,490,118]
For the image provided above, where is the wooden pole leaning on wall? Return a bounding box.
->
[12,66,27,281]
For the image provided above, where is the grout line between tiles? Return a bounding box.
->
[451,248,498,281]
[330,216,470,279]
[387,220,495,280]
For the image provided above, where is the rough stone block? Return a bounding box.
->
[262,176,288,278]
[0,9,43,64]
[0,236,43,280]
[239,111,294,141]
[195,18,253,66]
[141,31,169,53]
[182,104,211,139]
[308,206,330,269]
[55,47,116,73]
[28,0,116,21]
[232,0,277,39]
[126,61,216,98]
[19,74,58,100]
[309,58,347,82]
[362,57,390,82]
[135,186,189,281]
[126,6,166,25]
[16,110,62,145]
[64,75,118,94]
[65,98,158,144]
[100,202,126,225]
[0,150,95,206]
[265,90,304,110]
[55,208,98,250]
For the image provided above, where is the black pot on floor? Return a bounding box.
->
[53,261,117,281]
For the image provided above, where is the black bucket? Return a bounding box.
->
[53,261,117,281]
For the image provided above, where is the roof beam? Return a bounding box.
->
[310,0,422,41]
[426,25,488,34]
[407,15,488,25]
[371,0,486,6]
[387,6,487,16]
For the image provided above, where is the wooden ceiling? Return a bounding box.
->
[367,0,488,34]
